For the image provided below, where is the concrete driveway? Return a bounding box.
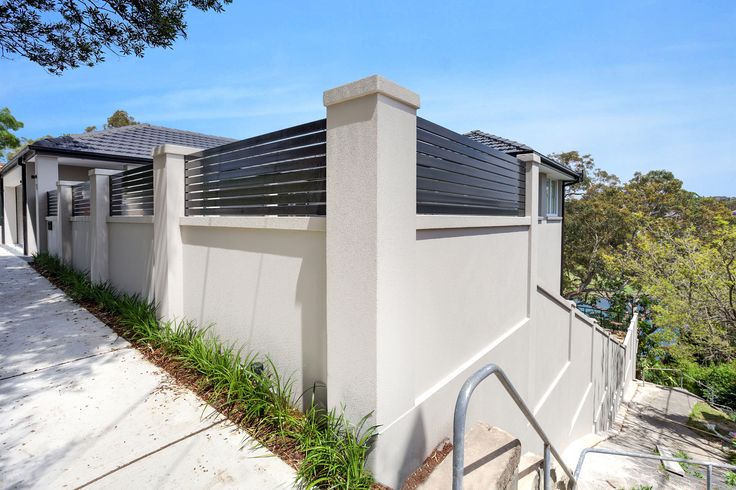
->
[0,247,296,489]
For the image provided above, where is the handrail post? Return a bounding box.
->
[707,464,712,489]
[543,443,551,490]
[451,364,576,489]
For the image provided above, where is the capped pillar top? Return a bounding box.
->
[323,75,420,109]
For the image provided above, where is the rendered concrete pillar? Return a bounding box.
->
[152,144,201,320]
[56,182,74,263]
[34,155,59,253]
[2,185,15,245]
[324,76,419,432]
[520,153,541,402]
[2,165,22,247]
[89,169,118,284]
[22,162,38,255]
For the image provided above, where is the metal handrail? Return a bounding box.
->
[452,363,576,490]
[575,447,736,489]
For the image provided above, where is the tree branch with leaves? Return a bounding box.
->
[0,0,232,74]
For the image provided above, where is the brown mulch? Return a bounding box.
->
[400,439,453,489]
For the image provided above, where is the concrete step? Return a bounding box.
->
[517,452,542,490]
[418,423,521,490]
[517,451,572,490]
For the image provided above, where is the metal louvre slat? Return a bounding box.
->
[72,182,90,217]
[47,190,58,216]
[108,164,154,216]
[185,120,327,217]
[416,118,526,216]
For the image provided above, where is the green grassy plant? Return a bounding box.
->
[725,470,736,487]
[673,450,704,479]
[33,253,376,489]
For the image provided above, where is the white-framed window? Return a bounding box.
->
[545,178,560,217]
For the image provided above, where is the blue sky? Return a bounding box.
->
[1,0,734,195]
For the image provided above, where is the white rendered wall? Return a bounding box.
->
[414,225,529,395]
[538,219,563,290]
[108,219,154,298]
[71,218,90,273]
[180,220,327,404]
[371,226,635,487]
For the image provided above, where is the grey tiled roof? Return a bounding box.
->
[464,130,533,155]
[31,124,235,160]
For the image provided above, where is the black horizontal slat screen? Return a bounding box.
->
[47,190,58,216]
[416,117,526,216]
[72,182,90,217]
[185,119,327,216]
[110,165,154,216]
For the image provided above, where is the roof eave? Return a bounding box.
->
[0,146,32,175]
[539,153,580,182]
[27,145,153,164]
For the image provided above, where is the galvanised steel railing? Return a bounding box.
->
[452,363,576,490]
[575,447,736,489]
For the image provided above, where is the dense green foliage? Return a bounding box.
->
[0,107,23,161]
[105,109,139,129]
[33,252,377,489]
[1,1,232,74]
[558,152,736,404]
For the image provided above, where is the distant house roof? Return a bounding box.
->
[28,124,235,161]
[464,130,533,155]
[465,129,579,181]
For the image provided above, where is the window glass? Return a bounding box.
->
[547,179,559,216]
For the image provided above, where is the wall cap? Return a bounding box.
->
[180,215,326,232]
[88,168,120,176]
[108,216,154,224]
[416,214,531,230]
[323,75,420,109]
[518,152,542,163]
[151,144,202,158]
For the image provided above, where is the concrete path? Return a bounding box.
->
[0,248,296,489]
[577,381,734,489]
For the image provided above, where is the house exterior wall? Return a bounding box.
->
[71,217,90,273]
[108,218,154,298]
[180,219,327,404]
[58,165,92,182]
